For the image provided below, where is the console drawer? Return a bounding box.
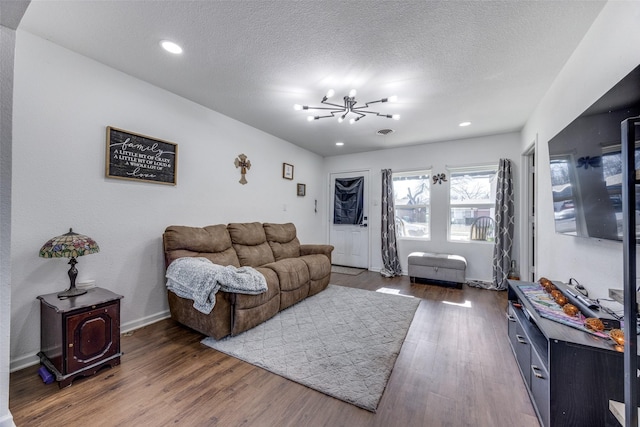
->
[508,304,531,387]
[530,345,550,427]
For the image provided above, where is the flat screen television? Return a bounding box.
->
[548,64,640,241]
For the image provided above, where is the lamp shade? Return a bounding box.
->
[39,229,99,298]
[39,228,99,259]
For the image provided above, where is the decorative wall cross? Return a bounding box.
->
[234,153,251,185]
[433,173,447,185]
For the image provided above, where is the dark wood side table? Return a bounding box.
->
[37,287,123,387]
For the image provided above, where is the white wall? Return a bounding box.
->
[1,18,18,427]
[323,132,521,281]
[10,31,326,370]
[523,1,640,299]
[1,2,29,424]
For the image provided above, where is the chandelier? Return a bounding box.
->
[294,89,399,124]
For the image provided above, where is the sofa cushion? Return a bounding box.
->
[264,257,311,310]
[228,222,275,267]
[164,225,240,267]
[167,289,232,340]
[233,267,280,310]
[300,254,331,280]
[233,295,280,336]
[300,254,331,297]
[232,267,281,335]
[263,258,310,292]
[264,223,301,261]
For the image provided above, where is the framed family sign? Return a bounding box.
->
[106,126,178,185]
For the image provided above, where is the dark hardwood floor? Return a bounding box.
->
[10,272,539,426]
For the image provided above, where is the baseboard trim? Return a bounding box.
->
[369,267,409,276]
[10,354,38,373]
[0,413,15,427]
[10,310,171,373]
[121,310,170,334]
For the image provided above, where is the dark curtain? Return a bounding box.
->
[334,177,364,224]
[380,169,403,277]
[492,159,515,290]
[467,159,514,291]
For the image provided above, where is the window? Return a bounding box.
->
[392,170,430,239]
[550,155,578,235]
[448,165,497,241]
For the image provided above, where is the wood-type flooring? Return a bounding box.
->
[10,272,539,426]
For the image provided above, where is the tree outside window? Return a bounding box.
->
[448,166,497,241]
[392,171,430,239]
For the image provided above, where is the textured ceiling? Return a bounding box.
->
[18,1,606,157]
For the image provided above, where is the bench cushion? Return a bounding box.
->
[408,252,467,285]
[408,252,467,270]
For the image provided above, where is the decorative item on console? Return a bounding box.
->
[585,317,605,331]
[537,276,622,343]
[610,328,625,346]
[540,276,581,317]
[507,260,520,280]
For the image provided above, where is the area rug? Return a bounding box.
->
[331,265,366,275]
[201,284,420,412]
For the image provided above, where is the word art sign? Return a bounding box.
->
[106,126,178,185]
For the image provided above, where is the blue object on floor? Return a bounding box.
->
[38,365,54,384]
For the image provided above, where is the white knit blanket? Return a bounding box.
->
[166,257,267,314]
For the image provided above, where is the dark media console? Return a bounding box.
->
[507,280,629,427]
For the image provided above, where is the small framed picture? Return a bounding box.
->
[297,183,306,197]
[283,163,294,180]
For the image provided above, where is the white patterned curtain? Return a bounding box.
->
[381,169,403,277]
[492,159,515,290]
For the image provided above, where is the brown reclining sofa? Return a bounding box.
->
[163,222,334,339]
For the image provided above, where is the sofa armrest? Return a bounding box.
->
[300,244,334,263]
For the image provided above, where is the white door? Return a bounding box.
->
[329,171,369,268]
[526,147,536,282]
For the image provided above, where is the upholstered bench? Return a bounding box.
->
[408,252,467,287]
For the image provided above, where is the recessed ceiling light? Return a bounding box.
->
[160,40,183,54]
[459,121,471,127]
[336,142,344,146]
